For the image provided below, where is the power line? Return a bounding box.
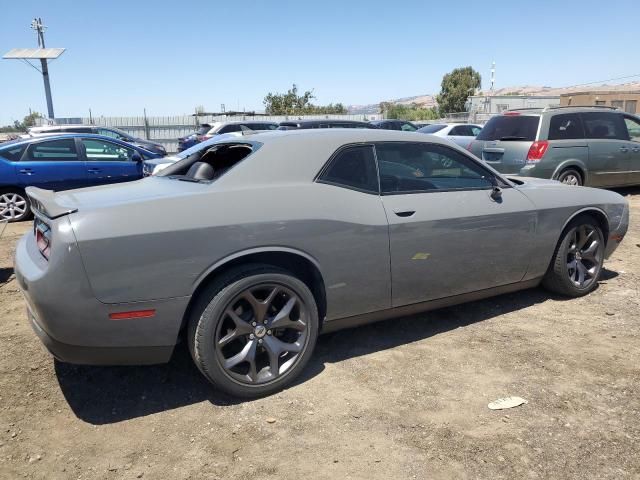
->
[562,73,640,89]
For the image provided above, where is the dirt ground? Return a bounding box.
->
[1,190,639,480]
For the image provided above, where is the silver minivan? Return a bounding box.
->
[468,106,640,187]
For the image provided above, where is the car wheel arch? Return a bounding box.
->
[560,207,610,247]
[552,161,588,185]
[181,248,327,333]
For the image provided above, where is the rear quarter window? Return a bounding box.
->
[476,115,539,141]
[0,144,26,162]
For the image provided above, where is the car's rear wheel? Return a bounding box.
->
[542,216,605,297]
[188,264,319,398]
[0,188,31,222]
[557,168,583,186]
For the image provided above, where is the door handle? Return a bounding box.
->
[632,147,640,153]
[619,147,628,152]
[18,168,34,175]
[393,209,416,218]
[87,168,101,173]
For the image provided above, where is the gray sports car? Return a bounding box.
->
[14,129,629,397]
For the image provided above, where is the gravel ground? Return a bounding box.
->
[0,188,638,480]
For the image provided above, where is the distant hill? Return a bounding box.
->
[347,82,640,113]
[348,93,436,114]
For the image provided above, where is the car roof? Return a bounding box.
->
[279,119,372,126]
[203,128,491,189]
[0,133,150,150]
[506,106,622,116]
[30,124,95,131]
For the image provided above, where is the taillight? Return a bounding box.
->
[34,218,51,260]
[526,140,549,163]
[503,111,520,116]
[466,141,474,151]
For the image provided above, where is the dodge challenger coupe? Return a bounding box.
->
[14,129,629,397]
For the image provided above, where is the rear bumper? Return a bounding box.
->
[14,226,190,366]
[26,306,173,365]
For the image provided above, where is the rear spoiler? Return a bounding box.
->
[26,187,78,219]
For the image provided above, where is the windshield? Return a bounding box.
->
[476,115,539,141]
[418,124,447,133]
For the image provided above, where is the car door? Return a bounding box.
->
[580,112,630,187]
[17,138,89,191]
[623,115,640,185]
[376,141,537,307]
[79,137,142,186]
[315,144,391,319]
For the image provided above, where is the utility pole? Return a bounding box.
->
[31,18,55,119]
[3,18,65,122]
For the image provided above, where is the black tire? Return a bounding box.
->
[188,264,319,398]
[542,215,605,297]
[557,168,583,186]
[0,188,32,222]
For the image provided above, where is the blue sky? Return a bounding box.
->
[1,0,638,124]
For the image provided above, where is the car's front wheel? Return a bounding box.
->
[188,264,319,398]
[0,188,31,222]
[542,215,605,297]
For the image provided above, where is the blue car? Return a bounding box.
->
[0,134,163,222]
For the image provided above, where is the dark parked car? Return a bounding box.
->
[277,119,377,130]
[177,123,214,152]
[468,106,640,187]
[0,134,162,221]
[369,119,418,131]
[28,125,166,156]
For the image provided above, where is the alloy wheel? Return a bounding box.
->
[561,173,580,186]
[566,224,602,288]
[214,283,309,385]
[0,193,28,221]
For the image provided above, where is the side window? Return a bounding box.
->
[624,117,640,142]
[450,125,474,136]
[82,139,134,161]
[0,144,26,162]
[26,139,79,161]
[471,126,482,136]
[400,122,417,132]
[376,142,494,194]
[319,145,378,193]
[65,127,93,134]
[218,124,242,134]
[548,113,585,140]
[581,112,627,140]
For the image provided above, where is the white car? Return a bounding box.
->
[201,121,278,140]
[417,123,483,147]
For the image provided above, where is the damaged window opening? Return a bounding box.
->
[158,142,258,182]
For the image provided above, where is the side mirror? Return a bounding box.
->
[131,153,142,162]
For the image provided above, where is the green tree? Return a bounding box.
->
[1,111,43,132]
[436,67,481,114]
[263,84,346,115]
[380,102,439,121]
